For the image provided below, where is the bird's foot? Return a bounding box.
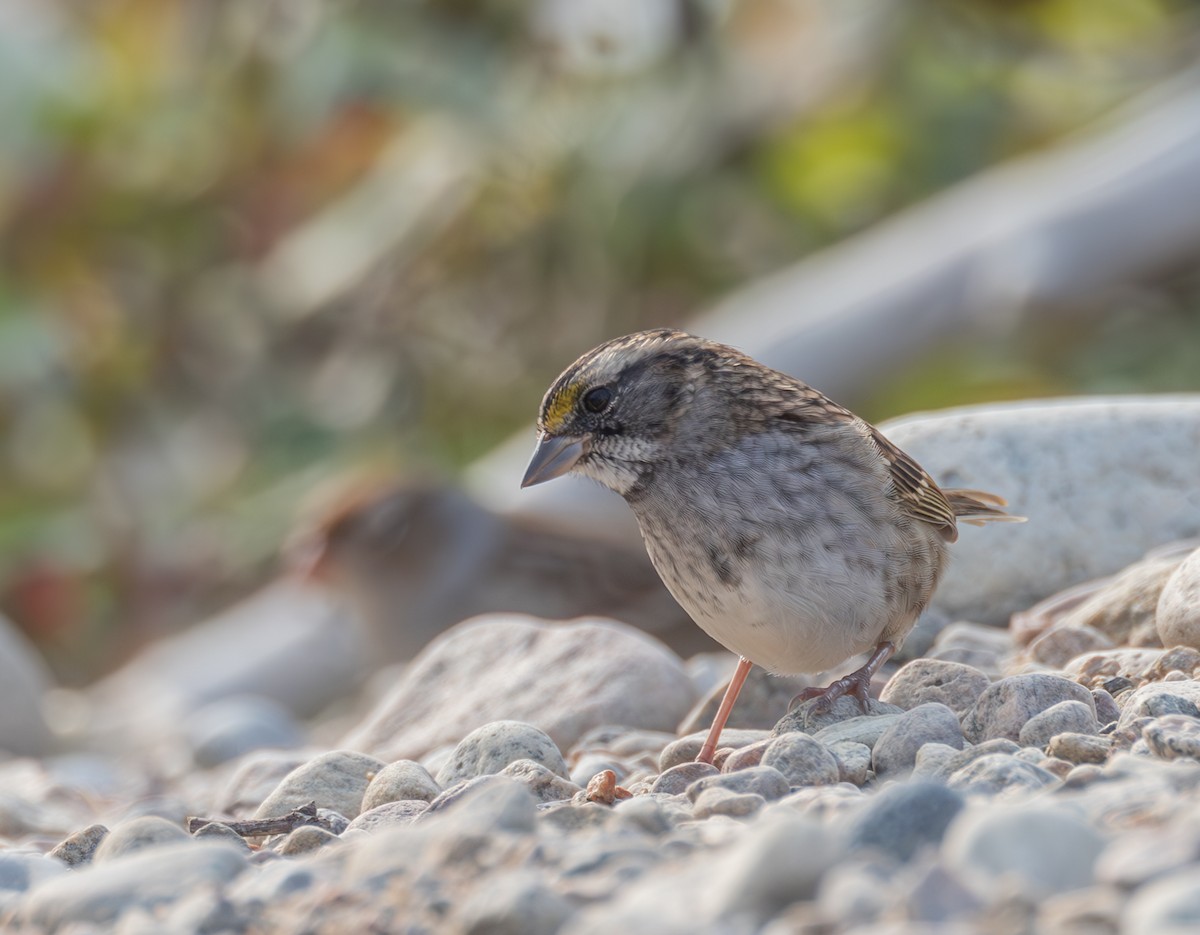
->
[789,668,873,714]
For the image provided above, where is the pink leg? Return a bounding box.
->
[697,656,753,765]
[790,641,896,714]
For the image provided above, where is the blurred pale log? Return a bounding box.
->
[468,67,1200,542]
[257,120,483,320]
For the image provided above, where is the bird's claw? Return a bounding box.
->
[789,670,873,714]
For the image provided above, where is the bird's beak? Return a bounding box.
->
[521,433,590,488]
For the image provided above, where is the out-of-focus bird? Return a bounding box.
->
[288,478,715,662]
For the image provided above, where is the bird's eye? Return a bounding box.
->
[582,386,613,414]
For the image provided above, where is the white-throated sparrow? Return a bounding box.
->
[523,329,1022,763]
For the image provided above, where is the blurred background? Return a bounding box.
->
[3,0,1200,685]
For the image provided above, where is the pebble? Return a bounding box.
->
[871,703,964,777]
[773,696,904,735]
[760,733,840,786]
[1123,867,1200,935]
[345,800,429,833]
[437,721,569,786]
[946,753,1058,796]
[92,816,190,863]
[812,714,903,749]
[828,741,873,786]
[1157,551,1200,649]
[846,781,965,862]
[878,659,990,719]
[924,621,1012,676]
[686,766,791,803]
[1047,731,1113,765]
[456,871,574,935]
[275,825,341,856]
[47,823,109,867]
[962,673,1096,743]
[944,804,1104,897]
[1142,714,1200,760]
[1018,699,1100,748]
[692,787,765,819]
[360,759,441,811]
[650,761,719,795]
[499,759,582,803]
[1026,622,1114,668]
[658,729,770,771]
[253,750,386,820]
[1059,552,1184,646]
[1116,680,1200,730]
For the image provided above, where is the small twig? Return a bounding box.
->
[187,801,331,837]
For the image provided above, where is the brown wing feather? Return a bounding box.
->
[865,426,960,541]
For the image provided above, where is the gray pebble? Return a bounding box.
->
[1143,714,1200,760]
[812,714,904,750]
[911,742,962,780]
[612,795,682,835]
[253,749,386,821]
[761,733,840,786]
[1018,700,1100,748]
[692,787,765,819]
[946,753,1058,796]
[945,804,1104,898]
[931,739,1021,780]
[1027,623,1114,668]
[652,761,719,794]
[500,759,582,803]
[457,870,574,935]
[0,853,67,893]
[872,703,964,778]
[906,862,982,923]
[686,765,790,802]
[1116,681,1200,730]
[360,760,440,811]
[1092,689,1121,727]
[346,799,429,833]
[721,739,770,772]
[1125,867,1200,935]
[436,721,568,786]
[828,741,873,786]
[15,841,247,932]
[1096,828,1200,890]
[963,674,1095,743]
[192,821,252,852]
[1047,732,1113,765]
[1156,546,1200,650]
[847,781,964,862]
[47,824,109,868]
[422,776,537,834]
[539,800,615,833]
[879,659,991,719]
[773,697,904,736]
[93,816,189,863]
[275,825,341,856]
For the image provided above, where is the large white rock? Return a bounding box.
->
[882,396,1200,624]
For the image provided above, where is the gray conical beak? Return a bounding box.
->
[521,433,589,488]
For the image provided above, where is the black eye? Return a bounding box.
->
[582,386,613,414]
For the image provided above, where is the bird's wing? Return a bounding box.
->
[865,426,959,541]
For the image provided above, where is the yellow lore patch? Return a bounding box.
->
[543,381,583,434]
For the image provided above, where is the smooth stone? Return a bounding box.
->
[499,759,582,803]
[881,396,1200,625]
[343,615,695,761]
[92,816,189,863]
[1123,867,1200,935]
[692,787,766,819]
[720,739,771,772]
[650,762,719,795]
[872,703,964,778]
[1038,885,1122,934]
[275,825,340,856]
[360,760,441,811]
[436,721,568,786]
[773,696,904,736]
[659,730,771,771]
[16,841,247,931]
[686,766,790,802]
[1143,714,1200,760]
[1018,700,1100,748]
[1047,732,1113,765]
[538,801,615,833]
[812,714,904,750]
[1027,623,1114,668]
[879,659,990,720]
[184,694,305,768]
[946,754,1058,796]
[761,733,840,787]
[906,863,983,924]
[847,782,965,862]
[1058,552,1185,645]
[1096,828,1200,890]
[911,742,962,780]
[612,795,682,836]
[962,674,1095,743]
[422,776,538,835]
[346,800,429,833]
[192,821,252,852]
[829,741,873,786]
[1092,689,1121,727]
[456,870,574,935]
[924,622,1011,678]
[1158,547,1200,649]
[945,804,1104,898]
[253,750,386,820]
[1116,680,1200,730]
[0,853,67,893]
[48,824,109,867]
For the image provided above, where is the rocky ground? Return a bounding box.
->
[2,397,1200,934]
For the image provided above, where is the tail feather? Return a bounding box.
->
[945,489,1027,527]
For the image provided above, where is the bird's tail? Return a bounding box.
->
[945,489,1027,527]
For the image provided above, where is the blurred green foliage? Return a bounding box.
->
[1,0,1198,679]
